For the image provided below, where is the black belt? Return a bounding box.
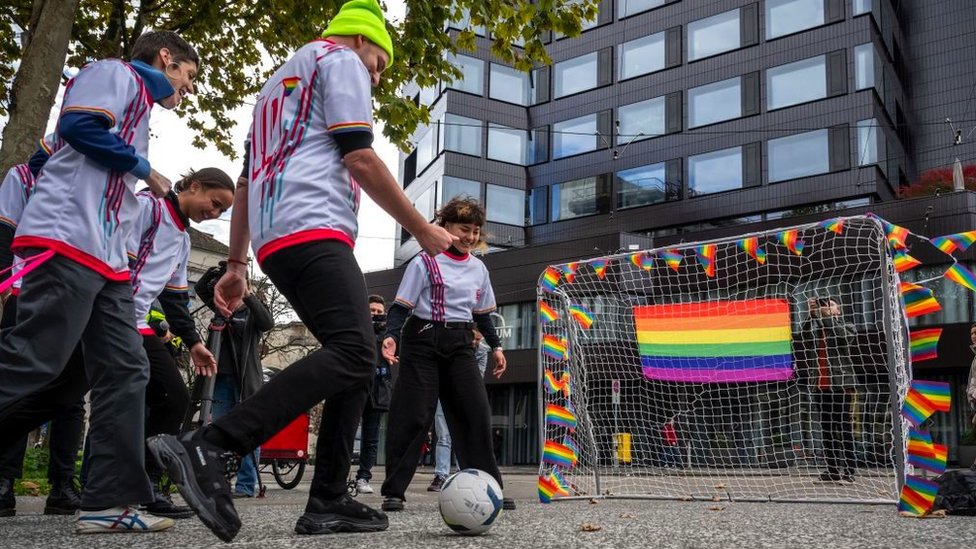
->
[409,317,475,330]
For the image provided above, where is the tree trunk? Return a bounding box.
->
[0,0,80,177]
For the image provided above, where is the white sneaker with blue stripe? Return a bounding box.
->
[75,506,175,533]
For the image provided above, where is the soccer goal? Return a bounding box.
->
[537,216,910,504]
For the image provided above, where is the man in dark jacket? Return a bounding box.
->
[799,297,858,484]
[354,295,393,494]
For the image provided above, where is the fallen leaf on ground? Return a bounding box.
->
[679,496,694,501]
[581,522,602,532]
[619,513,635,519]
[707,506,725,511]
[589,498,599,505]
[714,483,727,489]
[898,510,947,519]
[710,495,722,502]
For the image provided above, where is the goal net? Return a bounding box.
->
[537,216,910,503]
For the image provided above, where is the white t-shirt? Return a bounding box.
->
[247,39,374,265]
[0,164,37,294]
[394,250,497,322]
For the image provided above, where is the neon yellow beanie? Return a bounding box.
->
[322,0,394,64]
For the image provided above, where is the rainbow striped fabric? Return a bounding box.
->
[892,251,921,273]
[906,428,935,459]
[945,263,976,291]
[738,237,766,265]
[561,262,578,284]
[880,219,909,250]
[542,334,568,361]
[567,304,594,330]
[539,300,559,323]
[550,469,571,496]
[900,282,941,318]
[931,230,976,254]
[540,267,561,293]
[634,299,794,383]
[281,76,301,96]
[909,443,948,475]
[537,474,560,503]
[898,475,938,516]
[661,250,683,271]
[820,218,844,234]
[630,252,653,271]
[902,387,938,427]
[778,230,804,255]
[909,328,941,363]
[542,440,578,468]
[545,403,577,431]
[696,244,717,277]
[543,369,572,397]
[590,259,609,279]
[912,380,951,412]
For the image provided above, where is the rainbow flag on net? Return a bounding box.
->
[909,328,941,363]
[545,403,577,431]
[909,443,948,475]
[542,440,578,468]
[912,380,951,412]
[898,475,938,516]
[634,299,794,383]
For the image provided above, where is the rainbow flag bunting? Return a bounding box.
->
[567,304,594,330]
[543,440,577,468]
[590,259,609,279]
[738,237,767,265]
[908,443,949,475]
[563,435,580,461]
[696,244,717,277]
[537,474,560,503]
[892,251,921,273]
[539,300,559,324]
[778,230,804,256]
[542,334,569,361]
[898,475,939,516]
[630,252,653,271]
[543,369,572,397]
[931,230,976,254]
[550,469,571,496]
[906,428,935,459]
[561,262,578,284]
[540,267,561,293]
[912,380,951,412]
[945,263,976,292]
[909,328,941,363]
[885,222,909,250]
[820,218,844,234]
[661,250,683,271]
[902,388,938,427]
[634,299,794,383]
[545,403,577,431]
[900,283,941,318]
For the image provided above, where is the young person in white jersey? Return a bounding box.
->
[147,0,456,542]
[0,31,198,534]
[379,196,512,512]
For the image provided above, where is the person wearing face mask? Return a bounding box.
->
[0,30,199,534]
[378,196,511,513]
[353,295,394,495]
[147,0,455,541]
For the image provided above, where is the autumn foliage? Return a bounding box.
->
[899,164,976,198]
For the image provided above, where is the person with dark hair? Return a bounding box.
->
[0,29,200,534]
[379,196,512,512]
[147,0,455,541]
[800,297,858,485]
[354,294,394,494]
[966,324,976,435]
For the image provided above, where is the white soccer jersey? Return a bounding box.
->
[394,250,497,322]
[128,192,190,334]
[247,39,374,265]
[0,164,37,294]
[13,59,153,281]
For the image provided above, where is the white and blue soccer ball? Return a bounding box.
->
[438,468,503,535]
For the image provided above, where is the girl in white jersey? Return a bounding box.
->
[379,197,510,512]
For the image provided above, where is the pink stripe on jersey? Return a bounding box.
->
[420,253,446,322]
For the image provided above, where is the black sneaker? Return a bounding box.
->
[294,493,388,535]
[502,497,516,510]
[381,496,404,512]
[0,477,15,517]
[427,475,446,492]
[145,487,195,519]
[44,476,81,515]
[147,433,241,542]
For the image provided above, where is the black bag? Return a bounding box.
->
[933,470,976,515]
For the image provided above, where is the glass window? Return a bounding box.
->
[438,176,481,206]
[440,114,482,157]
[415,126,437,173]
[489,63,532,105]
[495,302,537,349]
[618,96,666,143]
[689,146,742,196]
[688,77,741,128]
[445,54,484,95]
[618,0,666,19]
[616,162,669,209]
[418,84,440,107]
[619,31,666,80]
[853,0,871,15]
[528,187,548,225]
[855,43,875,90]
[554,52,599,98]
[856,119,879,166]
[768,129,830,183]
[486,184,525,226]
[553,114,598,159]
[767,55,827,110]
[765,0,825,39]
[688,9,741,61]
[448,7,485,36]
[415,185,436,222]
[487,124,529,165]
[551,176,610,221]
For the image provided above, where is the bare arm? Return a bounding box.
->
[213,177,251,316]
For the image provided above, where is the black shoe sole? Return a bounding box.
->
[44,506,78,515]
[380,501,404,512]
[144,506,197,520]
[295,513,389,535]
[0,509,14,518]
[502,500,516,511]
[147,435,240,542]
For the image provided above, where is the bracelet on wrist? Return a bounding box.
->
[227,258,247,267]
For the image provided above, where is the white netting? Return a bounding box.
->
[537,216,910,503]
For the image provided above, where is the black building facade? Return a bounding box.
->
[365,0,976,465]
